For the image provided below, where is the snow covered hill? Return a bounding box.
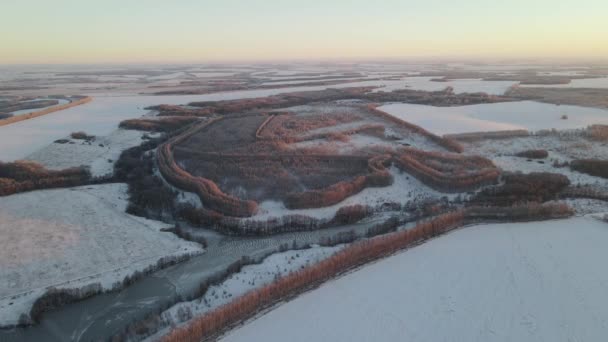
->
[222,216,608,342]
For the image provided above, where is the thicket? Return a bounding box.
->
[157,119,259,217]
[0,161,91,196]
[444,130,530,142]
[147,104,214,117]
[587,125,608,141]
[559,185,608,201]
[465,202,574,221]
[284,155,393,209]
[472,172,570,206]
[70,131,95,140]
[257,112,361,140]
[570,159,608,179]
[114,136,177,219]
[393,148,500,192]
[178,204,318,235]
[364,87,512,107]
[515,149,549,159]
[119,116,199,132]
[330,205,372,225]
[183,202,381,238]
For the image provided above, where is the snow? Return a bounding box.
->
[253,166,449,221]
[379,101,608,135]
[25,128,150,177]
[222,217,608,342]
[150,246,342,339]
[0,184,203,326]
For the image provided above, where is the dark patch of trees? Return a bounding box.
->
[366,216,401,237]
[119,116,199,132]
[0,161,91,196]
[393,148,500,192]
[330,205,371,225]
[515,149,549,159]
[114,136,177,220]
[70,131,95,141]
[472,172,570,206]
[570,159,608,179]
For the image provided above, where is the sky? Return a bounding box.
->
[1,0,607,64]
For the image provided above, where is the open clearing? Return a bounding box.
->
[222,217,608,342]
[0,184,202,326]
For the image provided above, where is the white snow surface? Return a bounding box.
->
[379,101,608,135]
[0,184,202,326]
[222,217,608,342]
[25,128,150,177]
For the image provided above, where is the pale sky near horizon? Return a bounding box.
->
[1,0,607,64]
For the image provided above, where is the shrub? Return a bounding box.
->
[570,159,608,179]
[393,148,499,192]
[515,149,548,159]
[331,205,371,225]
[473,172,570,205]
[70,131,95,140]
[0,161,91,196]
[114,136,177,219]
[587,125,608,141]
[119,117,199,132]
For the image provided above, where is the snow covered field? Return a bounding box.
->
[26,129,152,177]
[0,184,202,326]
[379,101,608,135]
[222,217,608,342]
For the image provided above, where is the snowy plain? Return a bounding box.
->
[0,184,202,326]
[25,128,153,177]
[379,101,608,135]
[222,217,608,342]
